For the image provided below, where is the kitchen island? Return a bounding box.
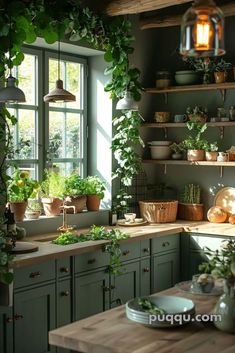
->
[49,286,235,353]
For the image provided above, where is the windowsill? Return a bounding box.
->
[17,209,109,237]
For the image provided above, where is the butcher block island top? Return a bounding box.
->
[49,286,235,353]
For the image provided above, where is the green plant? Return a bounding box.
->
[26,199,41,212]
[82,176,105,199]
[204,142,218,152]
[41,170,65,199]
[7,169,39,202]
[181,184,201,204]
[214,59,232,72]
[170,142,184,154]
[181,122,208,150]
[186,106,208,117]
[0,225,14,284]
[52,225,129,275]
[64,172,83,197]
[199,239,235,283]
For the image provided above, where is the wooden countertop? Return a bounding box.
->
[12,221,235,268]
[49,286,235,353]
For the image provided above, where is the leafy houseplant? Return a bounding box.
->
[183,57,215,84]
[178,184,203,221]
[64,173,86,213]
[186,106,208,123]
[181,122,208,161]
[25,199,42,220]
[82,176,106,211]
[214,59,232,84]
[7,169,39,222]
[205,142,218,161]
[199,239,235,333]
[41,170,65,216]
[170,142,184,160]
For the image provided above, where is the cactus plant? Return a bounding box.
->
[181,184,201,204]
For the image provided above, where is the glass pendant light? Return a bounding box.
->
[44,41,76,103]
[116,90,138,111]
[180,0,225,57]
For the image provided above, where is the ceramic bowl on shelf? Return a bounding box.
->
[175,70,199,85]
[149,145,171,159]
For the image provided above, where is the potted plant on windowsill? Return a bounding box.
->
[181,121,208,161]
[7,169,39,222]
[214,59,232,84]
[64,172,87,213]
[41,170,65,216]
[25,199,42,220]
[82,176,105,211]
[178,183,204,221]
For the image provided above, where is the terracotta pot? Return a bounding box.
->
[214,71,227,84]
[205,151,218,161]
[86,195,101,211]
[9,201,28,222]
[187,150,205,161]
[64,195,87,213]
[177,203,204,221]
[41,197,62,216]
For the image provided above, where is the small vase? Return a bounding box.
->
[214,71,227,84]
[213,279,235,334]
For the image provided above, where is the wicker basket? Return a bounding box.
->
[139,200,178,223]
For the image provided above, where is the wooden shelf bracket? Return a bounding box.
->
[220,89,226,103]
[164,127,168,139]
[220,166,224,178]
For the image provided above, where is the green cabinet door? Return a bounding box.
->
[151,252,179,293]
[140,258,150,297]
[14,283,56,353]
[57,280,71,353]
[0,306,13,353]
[110,261,140,308]
[74,270,109,320]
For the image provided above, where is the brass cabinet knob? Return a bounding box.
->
[60,267,69,273]
[143,267,150,273]
[61,291,70,297]
[29,271,41,278]
[122,250,130,256]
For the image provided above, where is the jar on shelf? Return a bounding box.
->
[156,70,171,89]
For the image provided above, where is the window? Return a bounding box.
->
[8,46,87,179]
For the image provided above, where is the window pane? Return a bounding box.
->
[8,164,37,179]
[49,112,80,159]
[49,58,82,109]
[17,110,36,159]
[52,162,80,176]
[17,54,36,105]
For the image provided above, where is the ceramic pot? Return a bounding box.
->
[41,197,62,216]
[86,195,101,211]
[205,151,218,161]
[187,150,205,161]
[171,152,183,160]
[214,71,227,84]
[64,195,87,213]
[188,114,207,123]
[217,152,229,162]
[9,201,28,222]
[175,70,199,85]
[213,279,235,334]
[25,211,41,220]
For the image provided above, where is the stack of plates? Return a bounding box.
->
[126,295,195,328]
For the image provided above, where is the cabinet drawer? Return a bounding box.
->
[14,260,55,289]
[56,257,71,278]
[151,234,179,254]
[74,250,109,273]
[140,239,150,257]
[120,241,140,262]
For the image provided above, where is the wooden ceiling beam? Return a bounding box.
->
[139,2,235,29]
[103,0,193,16]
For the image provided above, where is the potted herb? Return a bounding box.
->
[25,199,42,220]
[82,176,105,211]
[7,169,39,222]
[64,172,86,213]
[41,170,65,216]
[178,183,204,221]
[186,106,208,123]
[170,142,184,160]
[214,59,232,84]
[199,239,235,333]
[181,121,208,161]
[205,142,219,161]
[183,57,215,84]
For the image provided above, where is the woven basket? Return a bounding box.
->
[139,200,178,223]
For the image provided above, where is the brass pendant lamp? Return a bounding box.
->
[44,41,76,103]
[180,0,225,57]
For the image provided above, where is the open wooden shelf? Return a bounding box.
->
[145,82,235,94]
[141,122,235,128]
[142,160,235,166]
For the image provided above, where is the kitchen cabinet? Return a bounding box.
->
[14,283,56,353]
[74,269,109,320]
[0,306,13,353]
[151,234,180,293]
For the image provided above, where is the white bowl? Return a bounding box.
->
[148,141,172,146]
[149,145,171,159]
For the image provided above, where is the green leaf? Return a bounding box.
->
[12,51,24,66]
[42,28,58,44]
[104,51,113,62]
[25,29,37,44]
[69,32,80,41]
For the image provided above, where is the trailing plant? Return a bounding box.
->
[181,184,201,204]
[7,169,39,202]
[41,170,65,199]
[52,225,129,275]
